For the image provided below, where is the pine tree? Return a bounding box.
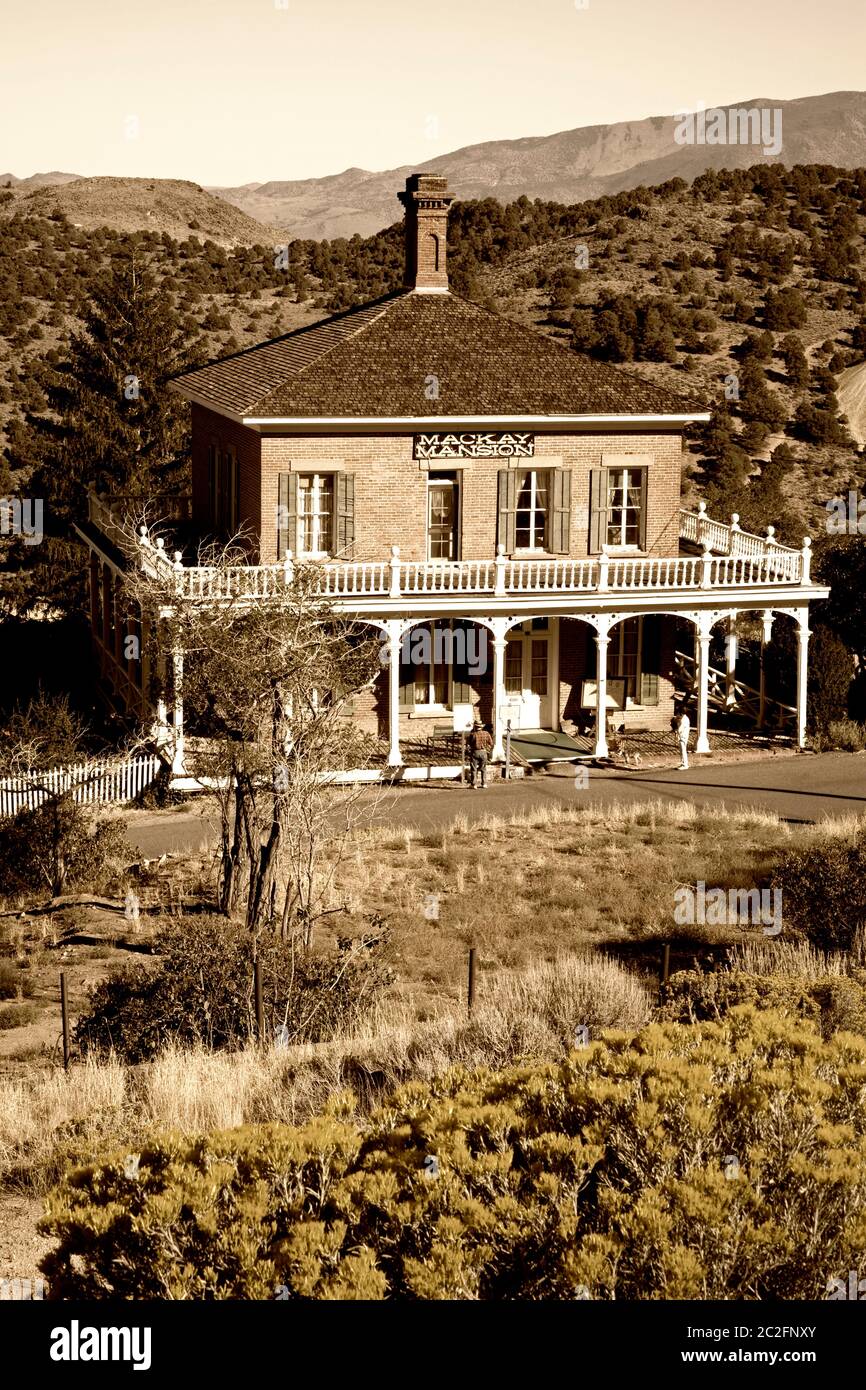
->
[23,253,205,529]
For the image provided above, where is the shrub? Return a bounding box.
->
[825,719,866,752]
[0,799,132,900]
[0,1002,38,1030]
[773,836,866,951]
[74,915,393,1063]
[658,966,866,1037]
[0,960,33,1000]
[41,1010,866,1300]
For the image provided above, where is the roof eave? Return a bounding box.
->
[240,412,711,430]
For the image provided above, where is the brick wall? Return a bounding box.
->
[255,428,685,563]
[191,405,263,558]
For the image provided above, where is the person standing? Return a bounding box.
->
[467,721,494,789]
[675,710,691,770]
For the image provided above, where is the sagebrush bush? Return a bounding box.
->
[41,1008,866,1300]
[74,915,393,1062]
[658,966,866,1037]
[773,834,866,951]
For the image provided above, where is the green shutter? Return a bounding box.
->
[497,469,517,552]
[639,615,660,705]
[277,472,297,559]
[549,469,572,553]
[334,472,355,557]
[451,621,471,704]
[589,468,609,553]
[638,467,648,550]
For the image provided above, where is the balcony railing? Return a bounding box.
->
[134,514,812,604]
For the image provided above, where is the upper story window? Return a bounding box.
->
[515,470,550,550]
[276,471,355,561]
[497,468,571,555]
[427,472,459,560]
[298,474,333,557]
[606,467,644,548]
[589,460,650,553]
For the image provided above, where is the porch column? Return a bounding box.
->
[491,618,508,762]
[696,619,711,754]
[170,646,186,777]
[795,615,810,750]
[386,620,403,767]
[594,629,610,759]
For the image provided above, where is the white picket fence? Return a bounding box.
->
[0,754,162,819]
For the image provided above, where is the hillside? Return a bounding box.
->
[9,177,279,247]
[210,91,866,240]
[1,162,865,560]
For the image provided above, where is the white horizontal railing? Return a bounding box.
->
[127,508,813,604]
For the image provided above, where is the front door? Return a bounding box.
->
[503,621,553,729]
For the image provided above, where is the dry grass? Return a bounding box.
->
[0,951,651,1191]
[328,801,866,1011]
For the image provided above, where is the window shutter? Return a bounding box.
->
[589,468,609,553]
[334,472,355,557]
[451,621,471,704]
[497,469,517,552]
[277,472,297,559]
[232,450,240,532]
[638,468,648,550]
[639,615,660,705]
[549,469,572,554]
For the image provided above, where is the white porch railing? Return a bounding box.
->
[677,503,798,562]
[0,755,162,819]
[134,521,811,603]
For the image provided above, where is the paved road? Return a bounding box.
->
[127,752,866,857]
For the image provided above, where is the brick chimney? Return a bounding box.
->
[398,173,454,292]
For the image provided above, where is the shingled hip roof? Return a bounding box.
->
[171,288,705,422]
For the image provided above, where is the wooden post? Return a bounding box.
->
[460,730,467,784]
[467,948,477,1013]
[504,720,512,780]
[60,972,70,1072]
[661,943,671,994]
[254,958,264,1043]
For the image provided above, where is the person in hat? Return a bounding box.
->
[466,720,494,789]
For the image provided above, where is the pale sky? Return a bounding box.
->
[1,0,863,186]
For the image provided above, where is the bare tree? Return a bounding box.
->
[122,524,386,945]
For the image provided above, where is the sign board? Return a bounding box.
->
[452,703,475,734]
[414,431,535,461]
[580,678,627,711]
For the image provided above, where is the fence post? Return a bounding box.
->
[254,958,264,1043]
[60,972,70,1071]
[660,943,671,999]
[467,947,477,1013]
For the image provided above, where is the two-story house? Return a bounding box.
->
[76,174,829,779]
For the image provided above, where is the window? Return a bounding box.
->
[505,639,523,694]
[515,469,550,550]
[589,462,649,553]
[498,468,571,554]
[609,618,642,703]
[297,474,334,556]
[606,468,644,547]
[427,473,459,559]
